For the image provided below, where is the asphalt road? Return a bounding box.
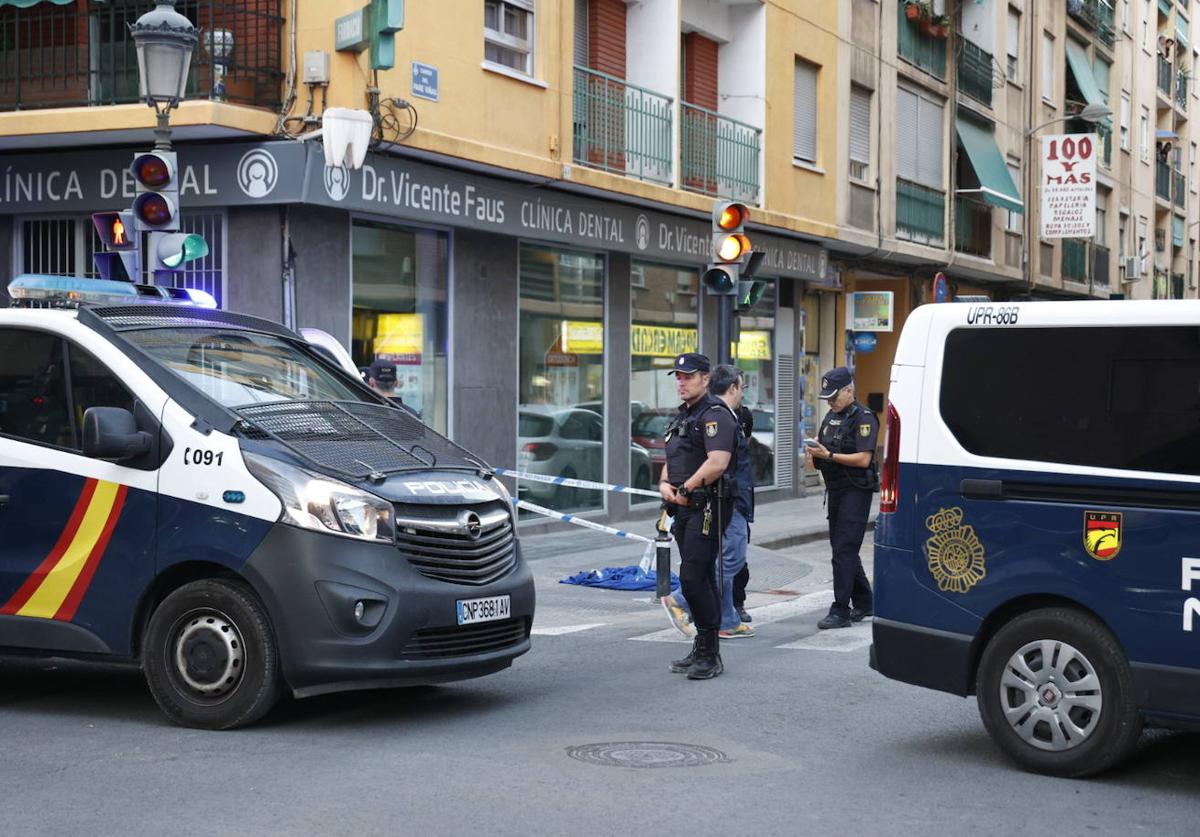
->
[0,538,1196,836]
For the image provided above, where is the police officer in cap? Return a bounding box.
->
[660,352,739,679]
[807,366,876,629]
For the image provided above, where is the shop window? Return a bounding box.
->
[518,244,605,514]
[350,221,449,433]
[733,281,777,486]
[630,262,700,503]
[798,292,823,481]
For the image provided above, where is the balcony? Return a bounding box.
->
[0,0,283,112]
[954,198,992,258]
[1175,170,1187,207]
[1063,238,1090,281]
[1093,121,1113,168]
[572,67,673,187]
[897,178,946,246]
[1094,244,1111,287]
[1067,0,1102,29]
[897,1,947,80]
[1097,1,1117,46]
[680,102,761,205]
[1177,70,1189,111]
[957,39,993,107]
[1157,159,1172,200]
[1159,55,1174,97]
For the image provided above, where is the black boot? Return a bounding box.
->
[670,637,701,673]
[686,628,724,680]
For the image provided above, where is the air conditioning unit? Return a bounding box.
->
[1124,256,1140,278]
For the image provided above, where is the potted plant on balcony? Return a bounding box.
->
[930,14,952,38]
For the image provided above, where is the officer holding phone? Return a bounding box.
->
[806,366,877,629]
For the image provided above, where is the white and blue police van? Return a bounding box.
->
[871,299,1200,776]
[0,275,533,729]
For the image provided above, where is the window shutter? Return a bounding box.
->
[793,60,818,163]
[917,96,944,188]
[574,0,589,68]
[849,86,871,165]
[896,87,919,181]
[1007,10,1019,60]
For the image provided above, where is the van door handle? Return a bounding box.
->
[960,479,1004,500]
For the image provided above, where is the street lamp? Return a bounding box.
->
[130,0,198,150]
[1022,102,1113,289]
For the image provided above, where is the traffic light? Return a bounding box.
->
[91,211,140,282]
[703,201,752,295]
[152,232,209,271]
[736,279,767,312]
[131,151,180,233]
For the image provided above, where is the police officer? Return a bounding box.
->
[659,352,739,679]
[807,366,877,629]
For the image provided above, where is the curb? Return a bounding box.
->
[758,520,876,552]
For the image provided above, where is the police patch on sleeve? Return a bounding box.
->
[859,424,871,437]
[705,421,718,437]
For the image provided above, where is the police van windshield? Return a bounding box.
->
[125,328,373,409]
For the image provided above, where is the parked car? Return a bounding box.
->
[518,407,653,510]
[631,407,675,483]
[575,399,648,426]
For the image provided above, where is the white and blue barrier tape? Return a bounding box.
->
[512,498,654,544]
[493,467,660,499]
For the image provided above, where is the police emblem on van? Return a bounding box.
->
[1084,511,1122,561]
[924,507,987,594]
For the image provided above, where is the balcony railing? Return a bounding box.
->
[897,1,947,80]
[1159,55,1174,96]
[954,197,992,258]
[572,66,673,187]
[1067,0,1102,29]
[1063,238,1089,281]
[680,102,762,205]
[1097,1,1117,46]
[957,38,993,107]
[1094,244,1111,287]
[1177,70,1189,110]
[1096,122,1113,168]
[897,178,946,246]
[0,0,283,112]
[1175,170,1187,207]
[1157,159,1172,200]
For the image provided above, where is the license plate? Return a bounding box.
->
[456,594,511,626]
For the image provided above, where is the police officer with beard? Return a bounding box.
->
[807,366,876,630]
[659,353,738,679]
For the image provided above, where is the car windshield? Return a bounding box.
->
[519,412,555,437]
[633,413,672,437]
[753,410,774,431]
[124,328,373,409]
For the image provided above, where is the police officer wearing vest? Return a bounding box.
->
[659,352,739,679]
[807,366,877,629]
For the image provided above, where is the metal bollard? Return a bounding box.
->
[654,506,672,601]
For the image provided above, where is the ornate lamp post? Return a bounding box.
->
[129,0,199,150]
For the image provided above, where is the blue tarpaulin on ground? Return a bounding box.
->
[560,565,680,591]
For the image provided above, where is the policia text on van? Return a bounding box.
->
[0,277,534,729]
[871,300,1200,777]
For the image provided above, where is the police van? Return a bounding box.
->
[871,300,1200,777]
[0,275,533,729]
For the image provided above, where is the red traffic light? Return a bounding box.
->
[91,211,138,250]
[715,202,749,231]
[132,153,173,189]
[134,192,174,228]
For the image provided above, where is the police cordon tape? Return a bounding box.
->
[510,497,653,544]
[493,467,661,498]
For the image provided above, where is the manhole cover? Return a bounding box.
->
[566,742,730,769]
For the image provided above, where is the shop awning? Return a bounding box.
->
[955,117,1023,214]
[1066,41,1107,108]
[0,0,73,6]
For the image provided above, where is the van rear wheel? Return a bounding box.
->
[143,579,281,730]
[976,607,1141,777]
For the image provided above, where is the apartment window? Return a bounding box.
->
[1096,191,1108,247]
[1119,212,1128,262]
[1120,94,1130,150]
[793,59,819,166]
[1006,160,1022,232]
[1006,8,1020,82]
[1192,142,1198,191]
[896,85,945,189]
[1143,0,1152,51]
[485,0,534,75]
[1041,33,1054,101]
[849,85,872,181]
[1140,108,1150,162]
[1122,0,1130,33]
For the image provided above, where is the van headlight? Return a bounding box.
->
[245,453,395,544]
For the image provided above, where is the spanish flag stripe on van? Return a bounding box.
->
[2,480,126,621]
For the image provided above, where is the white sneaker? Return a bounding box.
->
[661,594,696,638]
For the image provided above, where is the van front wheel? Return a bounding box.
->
[976,607,1141,777]
[143,579,281,730]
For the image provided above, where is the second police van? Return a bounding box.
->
[0,275,534,729]
[871,299,1200,777]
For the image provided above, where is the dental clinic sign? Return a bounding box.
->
[1040,132,1096,239]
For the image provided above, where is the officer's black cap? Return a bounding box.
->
[368,359,398,385]
[668,352,711,375]
[818,366,853,399]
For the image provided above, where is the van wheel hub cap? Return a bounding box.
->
[173,610,245,697]
[998,639,1102,752]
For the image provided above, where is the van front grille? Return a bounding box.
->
[393,502,517,586]
[400,618,529,659]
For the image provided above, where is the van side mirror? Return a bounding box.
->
[82,407,152,462]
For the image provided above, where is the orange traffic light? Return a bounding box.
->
[716,233,751,262]
[111,216,127,246]
[716,203,749,231]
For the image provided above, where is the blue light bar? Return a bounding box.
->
[6,275,217,309]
